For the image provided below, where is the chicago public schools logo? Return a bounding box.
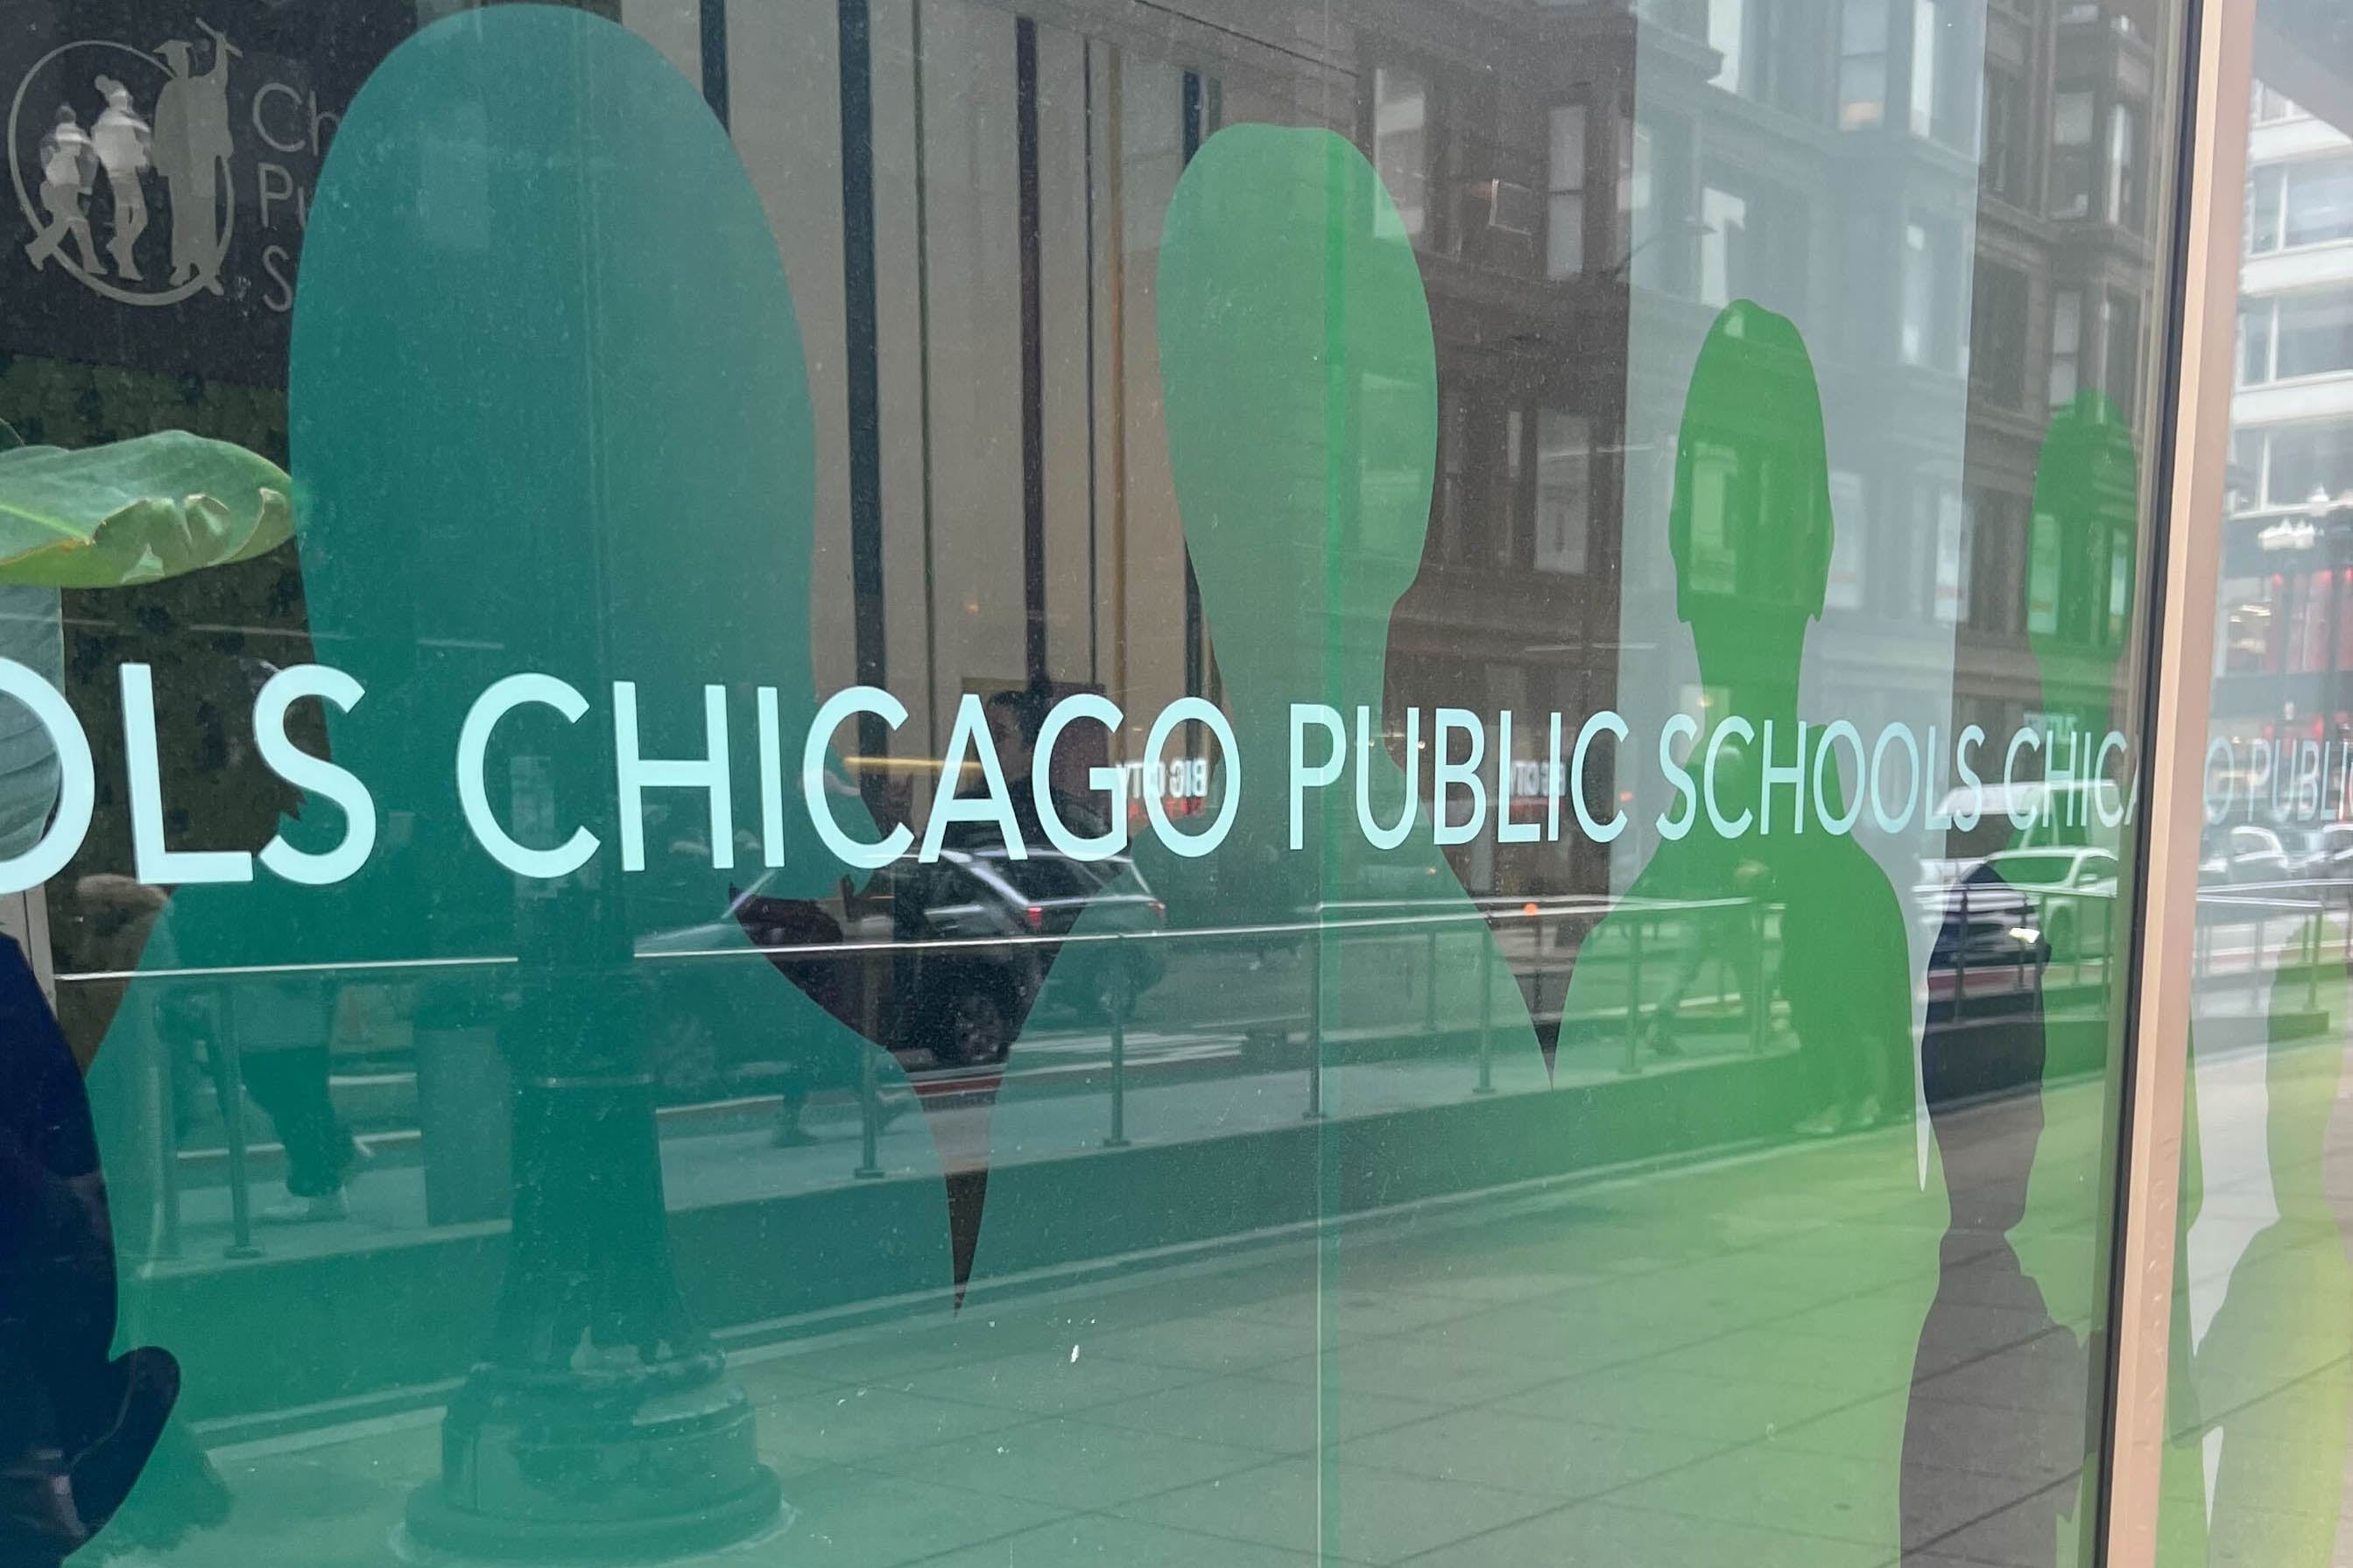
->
[9,19,239,305]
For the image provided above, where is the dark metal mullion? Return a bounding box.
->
[839,0,890,780]
[1180,69,1206,705]
[1082,38,1102,688]
[914,0,942,755]
[699,0,729,125]
[1018,19,1049,690]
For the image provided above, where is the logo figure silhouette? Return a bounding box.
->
[151,21,237,293]
[84,10,950,1552]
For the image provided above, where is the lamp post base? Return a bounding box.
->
[403,1365,780,1562]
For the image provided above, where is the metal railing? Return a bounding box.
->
[81,872,2353,1265]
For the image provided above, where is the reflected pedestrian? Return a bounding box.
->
[25,108,102,278]
[90,78,151,281]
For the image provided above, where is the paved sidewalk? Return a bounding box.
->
[130,1067,2124,1568]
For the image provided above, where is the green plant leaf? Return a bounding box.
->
[0,429,294,587]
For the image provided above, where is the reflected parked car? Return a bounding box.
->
[635,847,1169,1079]
[902,847,1168,1065]
[2199,824,2296,886]
[2286,821,2353,883]
[1918,869,2048,1001]
[1979,847,2118,961]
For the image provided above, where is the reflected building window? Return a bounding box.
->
[1963,487,2027,634]
[1839,0,1889,130]
[2253,420,2353,511]
[1982,65,2030,206]
[2242,292,2353,383]
[1910,0,1975,150]
[1708,0,1745,96]
[1699,183,1748,307]
[1970,261,2028,405]
[1902,218,1956,369]
[2052,89,2095,219]
[1547,104,1586,278]
[1372,66,1428,240]
[2028,509,2064,636]
[1828,469,1869,610]
[2103,291,2139,413]
[1535,411,1592,574]
[2107,102,2142,229]
[2248,153,2353,253]
[2253,83,2301,126]
[2051,287,2083,408]
[1927,486,1969,625]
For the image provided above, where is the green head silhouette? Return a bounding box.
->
[1667,301,1835,693]
[1158,123,1434,708]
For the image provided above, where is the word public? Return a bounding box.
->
[0,661,2133,895]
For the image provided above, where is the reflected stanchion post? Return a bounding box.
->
[1304,920,1326,1122]
[1424,922,1440,1036]
[1474,922,1496,1095]
[2307,905,2321,1012]
[853,991,884,1179]
[1955,882,1970,1024]
[1104,933,1131,1148]
[1622,911,1645,1077]
[2018,893,2032,988]
[2103,893,2115,987]
[144,981,183,1262]
[1748,899,1769,1055]
[213,984,261,1261]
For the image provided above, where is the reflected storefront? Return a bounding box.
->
[0,0,2325,1564]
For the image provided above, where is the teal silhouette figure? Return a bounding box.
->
[956,123,1546,1559]
[84,8,948,1556]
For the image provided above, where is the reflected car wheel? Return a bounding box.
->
[943,987,1012,1067]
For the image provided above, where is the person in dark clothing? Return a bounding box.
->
[1901,851,2081,1564]
[0,933,182,1564]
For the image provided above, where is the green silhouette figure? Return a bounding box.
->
[83,9,948,1557]
[1564,301,1913,1138]
[968,123,1545,1276]
[958,123,1546,1557]
[1553,302,1929,1558]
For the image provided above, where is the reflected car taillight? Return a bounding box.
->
[1024,904,1046,932]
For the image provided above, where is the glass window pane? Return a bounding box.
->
[0,2,2194,1563]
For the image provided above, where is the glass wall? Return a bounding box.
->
[0,0,2195,1563]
